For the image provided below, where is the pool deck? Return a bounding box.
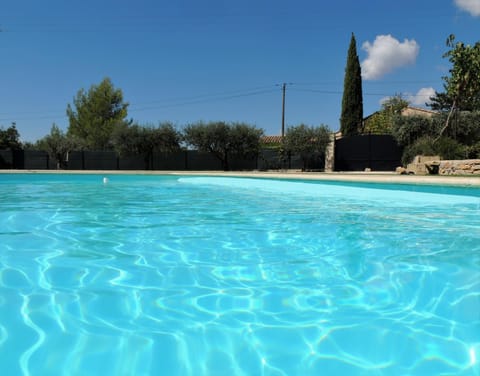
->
[2,169,480,187]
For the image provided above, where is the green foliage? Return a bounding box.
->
[183,121,263,171]
[431,111,480,146]
[382,95,410,114]
[466,141,480,158]
[391,115,436,147]
[261,142,282,150]
[432,35,480,112]
[392,109,480,165]
[362,111,390,134]
[35,124,75,169]
[434,137,466,160]
[430,35,480,138]
[401,136,436,165]
[67,78,129,150]
[340,33,363,136]
[0,123,22,150]
[228,123,264,158]
[363,95,410,134]
[112,122,181,169]
[429,91,452,112]
[283,124,331,171]
[401,136,466,165]
[184,121,229,165]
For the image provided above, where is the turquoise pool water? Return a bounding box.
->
[0,174,479,376]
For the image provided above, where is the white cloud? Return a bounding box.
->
[361,35,420,80]
[379,88,436,107]
[408,87,436,106]
[455,0,480,16]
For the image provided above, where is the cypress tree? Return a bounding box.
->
[340,33,363,136]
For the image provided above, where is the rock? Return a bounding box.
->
[438,159,480,175]
[406,155,441,175]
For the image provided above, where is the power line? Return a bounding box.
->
[0,86,279,122]
[278,80,438,86]
[129,88,278,112]
[129,85,277,107]
[0,84,437,123]
[290,87,434,97]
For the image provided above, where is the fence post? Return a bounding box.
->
[324,133,335,172]
[368,133,372,169]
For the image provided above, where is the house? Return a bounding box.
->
[260,135,283,147]
[400,106,437,118]
[362,106,438,135]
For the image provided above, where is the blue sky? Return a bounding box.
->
[1,0,479,142]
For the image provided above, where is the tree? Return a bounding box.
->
[401,136,466,165]
[183,121,264,171]
[112,122,181,169]
[390,115,436,147]
[430,35,480,138]
[35,124,75,169]
[340,33,363,136]
[431,111,480,146]
[67,78,129,150]
[283,124,331,171]
[228,123,264,159]
[363,95,409,134]
[0,123,22,150]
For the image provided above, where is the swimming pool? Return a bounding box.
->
[0,173,479,375]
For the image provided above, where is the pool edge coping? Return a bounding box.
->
[1,169,480,187]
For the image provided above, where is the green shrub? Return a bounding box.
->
[391,115,436,147]
[465,142,480,158]
[433,137,467,160]
[401,136,436,165]
[401,136,467,165]
[432,111,480,146]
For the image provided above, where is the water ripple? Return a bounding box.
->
[0,175,479,375]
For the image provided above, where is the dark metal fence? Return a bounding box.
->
[2,136,401,172]
[0,150,13,168]
[334,134,402,171]
[0,149,323,171]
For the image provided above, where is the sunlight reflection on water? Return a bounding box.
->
[0,174,479,376]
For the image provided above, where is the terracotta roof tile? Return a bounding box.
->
[261,135,283,144]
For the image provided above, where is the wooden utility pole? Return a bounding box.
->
[281,83,286,137]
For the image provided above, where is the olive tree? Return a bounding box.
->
[35,124,76,169]
[390,115,436,147]
[283,124,331,171]
[391,111,480,164]
[112,122,181,169]
[183,121,264,171]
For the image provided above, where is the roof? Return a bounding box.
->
[401,106,437,117]
[363,106,438,122]
[261,135,283,144]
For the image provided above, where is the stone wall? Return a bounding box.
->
[404,156,480,175]
[437,160,480,175]
[405,155,440,175]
